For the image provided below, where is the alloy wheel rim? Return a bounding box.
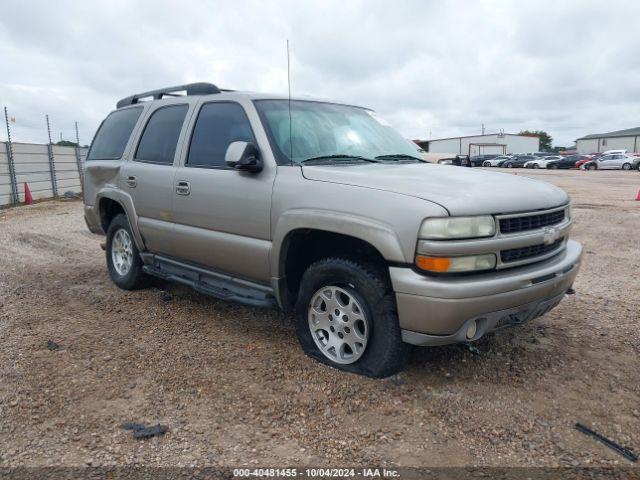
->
[111,228,134,276]
[307,286,369,365]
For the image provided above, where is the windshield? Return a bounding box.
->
[254,100,422,165]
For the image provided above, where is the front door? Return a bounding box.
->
[170,100,274,283]
[121,103,190,256]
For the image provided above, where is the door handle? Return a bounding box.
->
[126,176,137,188]
[175,181,191,196]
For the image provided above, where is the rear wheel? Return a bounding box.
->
[295,257,411,378]
[483,161,491,167]
[548,164,558,169]
[106,214,149,290]
[587,164,597,171]
[506,162,514,168]
[622,163,631,170]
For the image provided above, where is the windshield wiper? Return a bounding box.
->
[300,154,379,164]
[374,154,424,162]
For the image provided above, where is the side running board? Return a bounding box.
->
[141,254,277,309]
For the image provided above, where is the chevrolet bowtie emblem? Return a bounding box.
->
[543,227,560,245]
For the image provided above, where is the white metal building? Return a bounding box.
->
[417,133,540,156]
[575,127,640,154]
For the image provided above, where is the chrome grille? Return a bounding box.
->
[499,209,565,234]
[501,239,564,263]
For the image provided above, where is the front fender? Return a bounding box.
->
[270,208,406,278]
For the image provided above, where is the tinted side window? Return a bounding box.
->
[135,105,189,164]
[187,102,255,168]
[87,107,143,160]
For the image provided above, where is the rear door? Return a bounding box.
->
[121,103,191,256]
[170,100,275,283]
[612,154,627,168]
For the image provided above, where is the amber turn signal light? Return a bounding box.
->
[415,255,451,273]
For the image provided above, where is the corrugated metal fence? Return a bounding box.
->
[0,142,87,206]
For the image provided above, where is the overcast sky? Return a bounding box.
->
[1,0,638,147]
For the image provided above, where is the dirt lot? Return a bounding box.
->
[0,169,639,469]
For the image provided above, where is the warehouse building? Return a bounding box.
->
[415,132,540,156]
[575,127,640,154]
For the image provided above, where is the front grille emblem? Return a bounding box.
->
[543,227,561,245]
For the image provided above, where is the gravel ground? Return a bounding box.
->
[0,169,639,469]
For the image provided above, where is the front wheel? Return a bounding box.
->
[622,163,631,170]
[506,162,514,168]
[295,258,411,378]
[587,164,597,171]
[532,164,539,169]
[483,161,491,167]
[106,214,149,290]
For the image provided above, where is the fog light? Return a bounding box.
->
[466,321,477,340]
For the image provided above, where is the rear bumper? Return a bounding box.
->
[390,240,582,345]
[83,205,104,234]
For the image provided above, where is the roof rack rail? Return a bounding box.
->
[116,82,222,108]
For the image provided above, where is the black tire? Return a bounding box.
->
[105,214,149,290]
[587,164,597,171]
[532,164,539,169]
[295,257,411,378]
[483,161,491,167]
[548,164,557,169]
[506,162,513,168]
[622,163,631,170]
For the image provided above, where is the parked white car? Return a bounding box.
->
[524,156,563,169]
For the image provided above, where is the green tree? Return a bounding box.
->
[56,140,79,147]
[518,130,553,151]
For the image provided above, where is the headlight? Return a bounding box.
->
[438,159,453,165]
[419,216,496,240]
[415,253,497,273]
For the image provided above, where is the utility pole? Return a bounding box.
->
[482,123,485,135]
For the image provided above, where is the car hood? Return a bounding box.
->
[301,163,569,216]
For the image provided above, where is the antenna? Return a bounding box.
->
[287,39,293,164]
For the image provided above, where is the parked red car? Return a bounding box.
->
[575,155,595,169]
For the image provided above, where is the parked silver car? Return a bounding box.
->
[83,83,582,377]
[590,153,638,170]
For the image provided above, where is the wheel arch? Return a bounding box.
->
[272,211,406,311]
[96,189,145,250]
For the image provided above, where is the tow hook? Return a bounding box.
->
[566,287,575,295]
[100,242,106,251]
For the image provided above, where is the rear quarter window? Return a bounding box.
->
[87,107,143,160]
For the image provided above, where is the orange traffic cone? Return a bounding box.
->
[636,188,640,201]
[24,183,33,205]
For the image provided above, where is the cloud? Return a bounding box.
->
[0,0,638,147]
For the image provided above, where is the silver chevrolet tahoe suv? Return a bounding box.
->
[83,82,582,378]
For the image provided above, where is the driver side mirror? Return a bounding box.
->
[225,141,263,173]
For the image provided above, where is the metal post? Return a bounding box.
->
[4,107,19,205]
[45,114,58,197]
[74,121,84,189]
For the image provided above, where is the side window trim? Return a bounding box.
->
[184,100,257,170]
[133,103,190,166]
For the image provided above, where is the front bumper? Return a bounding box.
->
[390,240,582,346]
